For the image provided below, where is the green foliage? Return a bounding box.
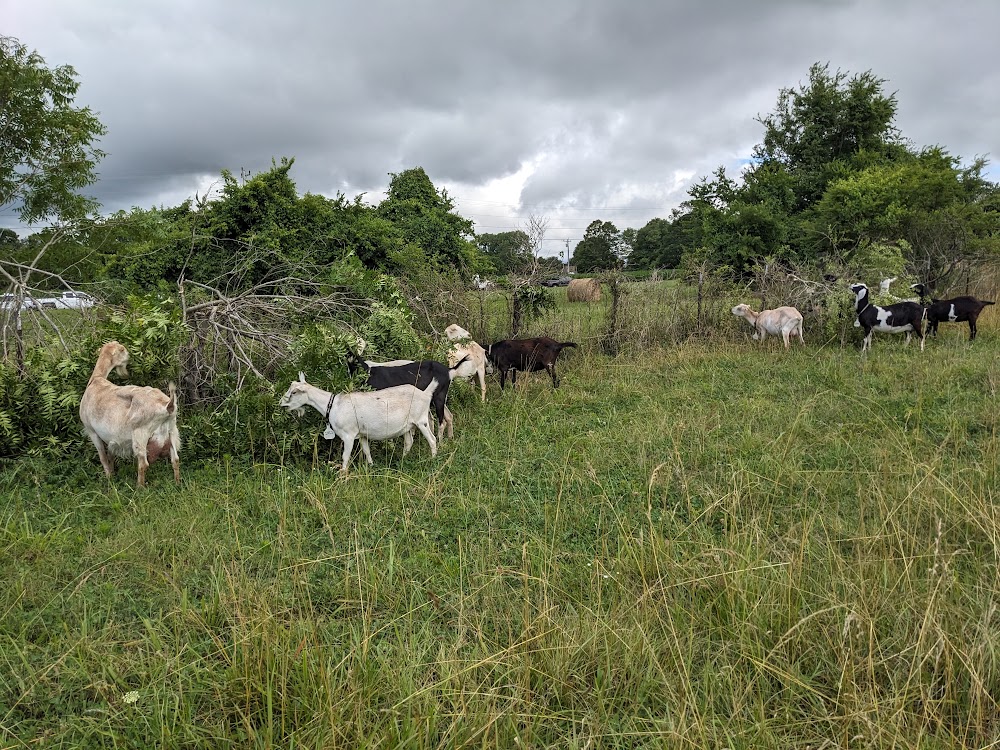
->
[629,212,696,269]
[0,351,84,458]
[754,62,905,209]
[378,167,478,271]
[672,62,1000,280]
[88,163,490,296]
[513,284,556,323]
[0,35,107,223]
[358,302,423,359]
[89,295,185,385]
[6,223,110,289]
[846,240,909,282]
[102,161,404,291]
[0,296,185,458]
[476,230,534,275]
[571,220,626,271]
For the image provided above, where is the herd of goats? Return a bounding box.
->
[733,281,994,351]
[76,281,994,486]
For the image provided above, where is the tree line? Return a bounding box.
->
[2,34,998,293]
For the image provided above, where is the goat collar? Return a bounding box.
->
[323,392,335,423]
[857,302,871,317]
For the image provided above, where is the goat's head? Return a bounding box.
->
[278,379,311,417]
[731,304,753,320]
[445,323,473,342]
[849,283,869,301]
[345,353,368,377]
[99,340,130,378]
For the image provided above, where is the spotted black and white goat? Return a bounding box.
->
[850,283,926,352]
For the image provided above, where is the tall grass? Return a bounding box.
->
[1,291,998,748]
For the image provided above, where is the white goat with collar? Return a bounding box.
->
[279,373,438,472]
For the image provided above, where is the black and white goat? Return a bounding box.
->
[849,283,926,352]
[346,354,467,440]
[909,284,995,341]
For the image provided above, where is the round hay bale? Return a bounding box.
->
[567,278,602,302]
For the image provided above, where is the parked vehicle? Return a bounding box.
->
[0,293,38,311]
[37,291,96,310]
[540,275,573,287]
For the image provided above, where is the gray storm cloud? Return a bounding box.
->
[5,0,998,249]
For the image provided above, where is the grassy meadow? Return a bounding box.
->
[2,284,999,748]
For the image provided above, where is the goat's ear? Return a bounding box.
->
[298,371,306,383]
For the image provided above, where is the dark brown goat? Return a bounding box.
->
[483,337,577,389]
[925,296,995,340]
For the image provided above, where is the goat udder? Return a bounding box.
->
[146,439,172,463]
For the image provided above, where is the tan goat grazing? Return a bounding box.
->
[731,304,805,349]
[79,341,180,487]
[444,323,489,402]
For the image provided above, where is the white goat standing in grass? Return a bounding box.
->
[79,341,180,487]
[731,304,805,349]
[279,373,439,473]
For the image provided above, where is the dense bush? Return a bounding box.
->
[0,290,426,464]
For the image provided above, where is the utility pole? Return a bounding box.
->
[564,240,570,273]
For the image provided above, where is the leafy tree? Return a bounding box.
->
[679,62,999,280]
[754,62,905,211]
[571,220,625,272]
[0,228,19,256]
[627,218,665,269]
[104,159,398,290]
[630,211,703,269]
[378,167,478,271]
[477,230,533,275]
[804,147,999,286]
[620,227,637,266]
[0,36,107,224]
[89,205,193,296]
[9,221,110,288]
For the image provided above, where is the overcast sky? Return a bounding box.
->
[5,0,999,256]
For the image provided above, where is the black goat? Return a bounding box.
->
[849,283,926,352]
[483,337,577,389]
[911,283,995,340]
[346,355,468,440]
[925,296,995,341]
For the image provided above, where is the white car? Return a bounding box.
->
[37,291,96,310]
[0,293,38,311]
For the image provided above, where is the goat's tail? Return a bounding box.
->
[166,381,178,414]
[423,378,441,396]
[558,341,578,350]
[983,300,996,306]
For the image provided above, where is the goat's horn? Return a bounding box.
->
[298,371,306,382]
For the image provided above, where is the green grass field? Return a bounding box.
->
[2,295,999,748]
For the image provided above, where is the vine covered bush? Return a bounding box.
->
[0,287,429,466]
